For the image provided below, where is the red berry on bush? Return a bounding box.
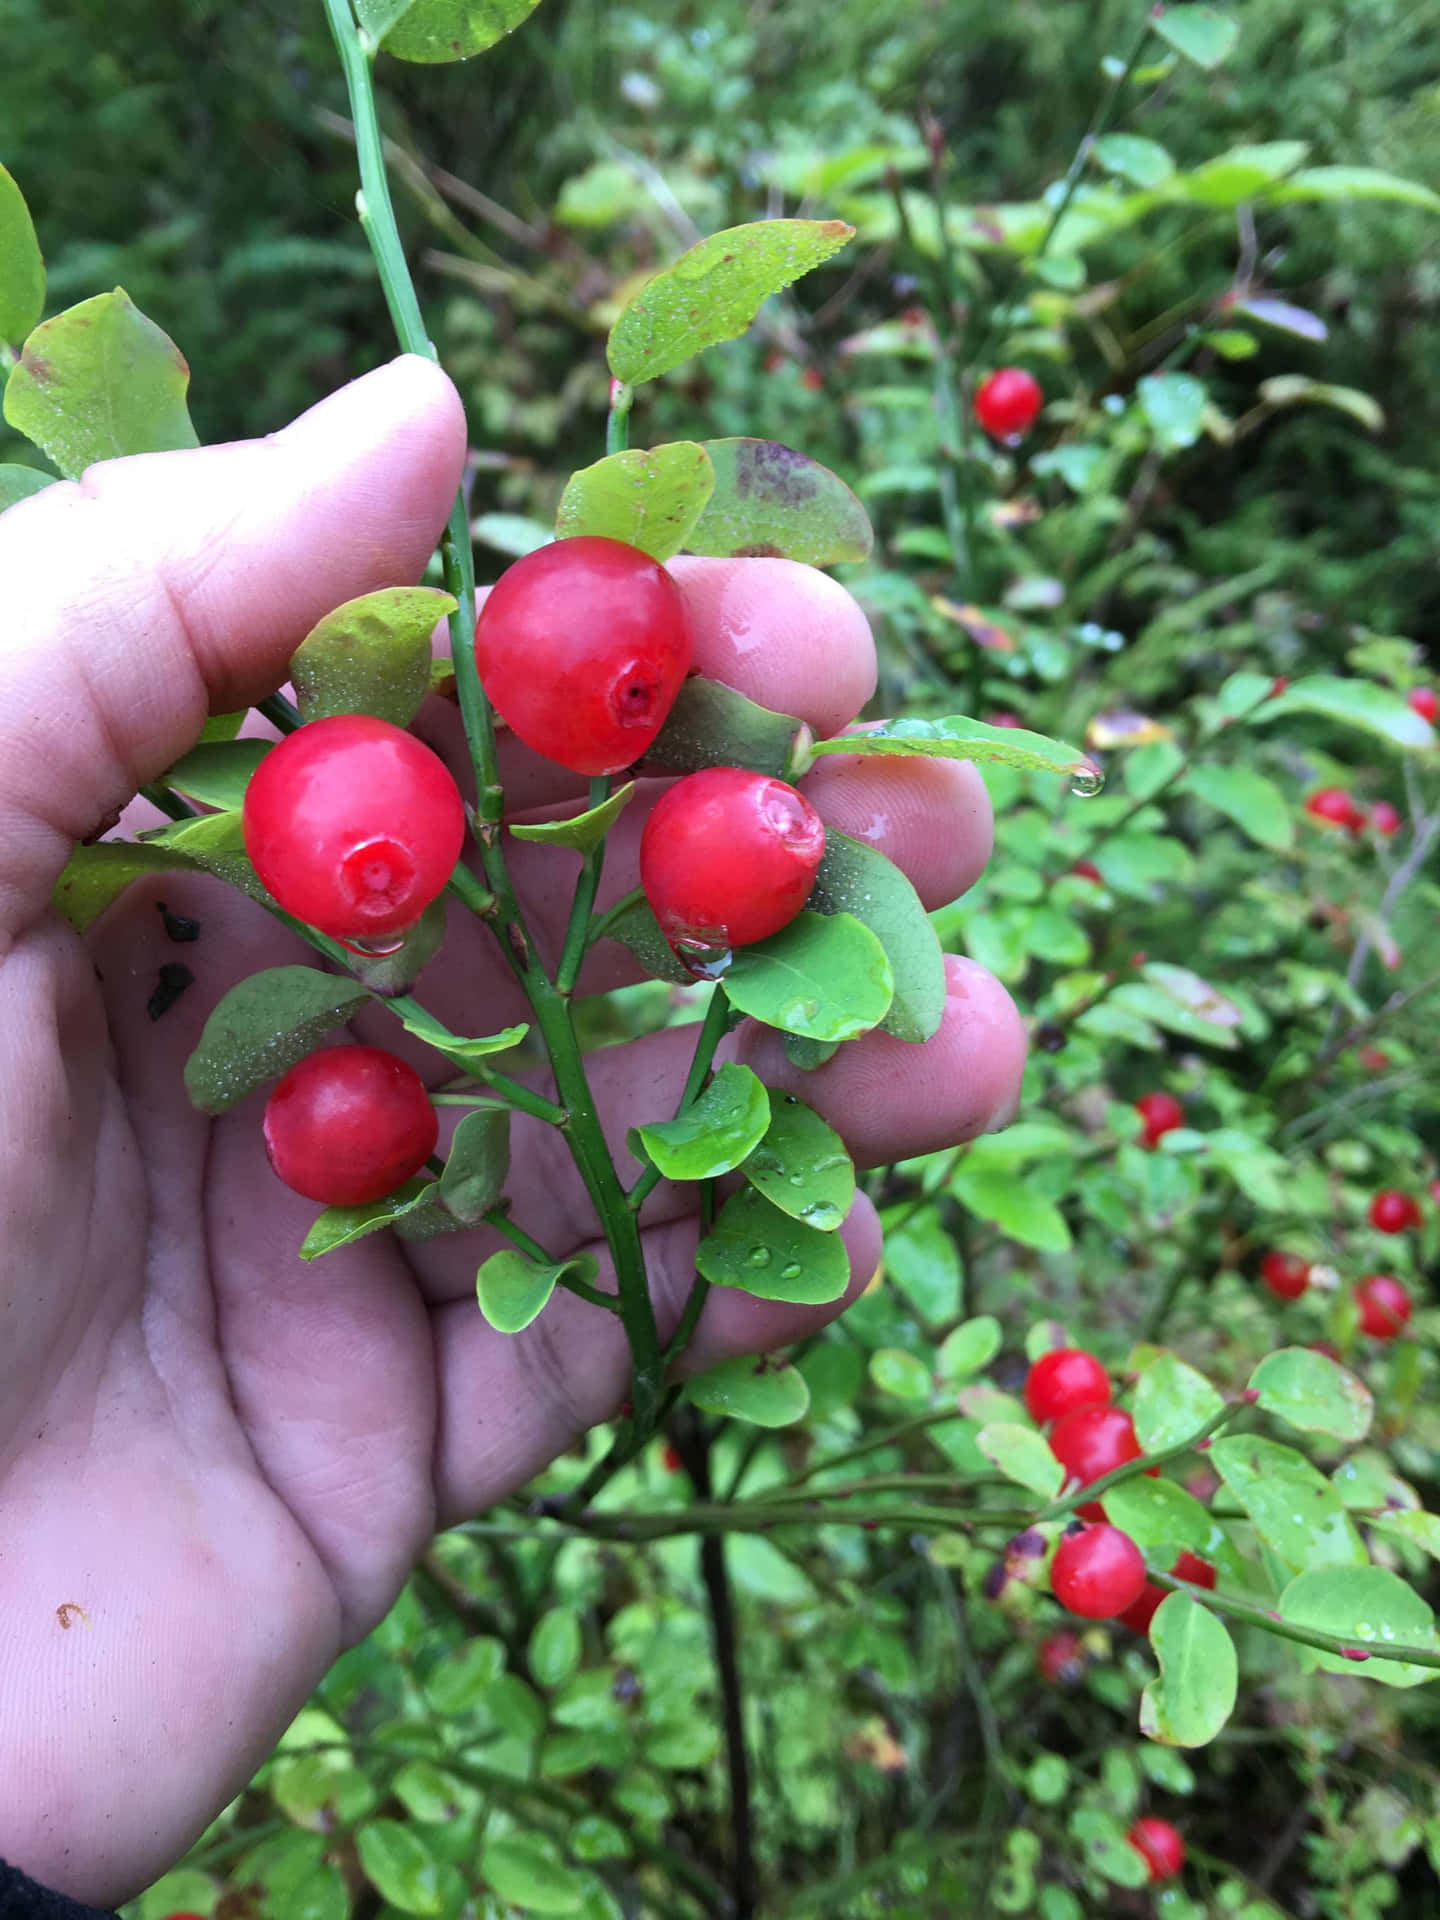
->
[244,714,465,942]
[1260,1249,1311,1301]
[1070,859,1103,884]
[1135,1091,1184,1149]
[974,367,1043,439]
[1050,1522,1147,1619]
[640,766,826,952]
[1370,800,1401,837]
[1049,1404,1144,1517]
[1128,1817,1185,1883]
[1037,1630,1085,1684]
[1118,1552,1216,1635]
[1024,1347,1111,1424]
[1354,1274,1412,1339]
[1369,1189,1420,1234]
[1408,686,1438,724]
[263,1046,438,1205]
[475,536,692,775]
[1304,786,1362,831]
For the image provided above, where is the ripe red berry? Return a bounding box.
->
[1025,1348,1111,1425]
[1037,1630,1085,1684]
[475,536,692,775]
[1118,1552,1216,1635]
[974,367,1043,439]
[640,766,826,952]
[1049,1404,1144,1518]
[662,1443,683,1473]
[1370,800,1401,837]
[1369,1189,1420,1234]
[1260,1250,1311,1301]
[1304,786,1362,831]
[1135,1091,1184,1149]
[263,1047,438,1205]
[244,715,465,942]
[1354,1274,1412,1339]
[1070,859,1103,884]
[1128,1817,1185,1884]
[1408,686,1438,724]
[1050,1523,1147,1620]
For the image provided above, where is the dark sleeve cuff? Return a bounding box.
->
[0,1861,119,1920]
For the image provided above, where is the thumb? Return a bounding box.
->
[0,354,467,943]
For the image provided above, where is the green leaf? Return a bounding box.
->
[607,219,854,386]
[477,1248,599,1333]
[1179,141,1308,207]
[686,1353,811,1426]
[163,739,270,811]
[51,840,195,932]
[439,1108,511,1223]
[869,1347,932,1401]
[596,892,692,984]
[528,1608,583,1689]
[1150,5,1240,68]
[555,443,714,561]
[355,1819,445,1915]
[1249,1348,1373,1445]
[975,1421,1064,1498]
[634,1061,772,1180]
[3,289,198,477]
[1279,1567,1439,1687]
[1069,1809,1150,1889]
[0,165,44,346]
[1258,375,1384,433]
[1138,372,1207,451]
[641,676,805,779]
[696,1185,850,1303]
[1210,1435,1367,1572]
[1182,763,1294,850]
[511,783,636,853]
[807,831,945,1043]
[0,464,54,514]
[339,895,449,998]
[741,1091,854,1231]
[183,966,372,1114]
[388,999,530,1076]
[424,1634,506,1711]
[366,0,544,64]
[1270,165,1440,213]
[290,586,456,729]
[883,1212,962,1320]
[1092,134,1174,187]
[299,1180,445,1259]
[783,1033,842,1071]
[686,438,873,566]
[951,1166,1072,1252]
[1101,1476,1216,1557]
[937,1316,1002,1380]
[1140,1594,1238,1746]
[723,911,894,1043]
[149,809,275,909]
[1255,673,1433,750]
[1132,1352,1225,1451]
[805,713,1100,790]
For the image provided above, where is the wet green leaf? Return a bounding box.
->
[870,1347,932,1401]
[806,713,1099,789]
[634,1061,772,1180]
[389,1000,530,1076]
[723,911,894,1042]
[300,1180,446,1259]
[1133,1352,1225,1451]
[1101,1476,1216,1556]
[1279,1566,1439,1687]
[807,831,945,1042]
[686,1353,811,1426]
[184,965,371,1114]
[642,676,805,779]
[555,442,714,561]
[476,1248,600,1332]
[1139,372,1207,450]
[510,783,635,853]
[290,586,456,729]
[1210,1435,1367,1572]
[740,1091,854,1230]
[1255,673,1432,749]
[1182,764,1294,850]
[951,1167,1072,1252]
[976,1421,1064,1498]
[1250,1347,1373,1444]
[597,892,692,984]
[696,1185,850,1303]
[51,840,195,932]
[686,437,873,565]
[365,0,544,64]
[1140,1593,1237,1746]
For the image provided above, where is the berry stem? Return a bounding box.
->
[1033,1397,1247,1524]
[257,691,301,735]
[1155,1570,1440,1674]
[628,985,735,1212]
[606,379,633,455]
[555,776,613,994]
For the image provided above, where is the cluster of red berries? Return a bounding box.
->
[1304,786,1401,838]
[1256,1187,1424,1335]
[240,537,832,1205]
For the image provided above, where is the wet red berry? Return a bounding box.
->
[1408,686,1438,724]
[1037,1630,1085,1684]
[1118,1552,1216,1635]
[263,1046,438,1205]
[1370,800,1401,837]
[640,766,825,952]
[1369,1189,1420,1234]
[1024,1348,1111,1425]
[974,367,1043,439]
[244,715,466,942]
[1135,1091,1184,1149]
[1354,1274,1412,1339]
[1049,1404,1144,1518]
[1050,1523,1147,1619]
[1304,786,1363,831]
[1128,1817,1185,1883]
[1070,860,1103,884]
[1260,1250,1311,1301]
[475,536,692,775]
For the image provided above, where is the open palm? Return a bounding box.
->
[0,359,1025,1903]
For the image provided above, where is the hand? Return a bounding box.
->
[0,357,1025,1900]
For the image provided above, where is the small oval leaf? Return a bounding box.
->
[183,965,372,1114]
[366,0,544,64]
[686,438,873,566]
[476,1248,599,1333]
[685,1353,811,1427]
[1150,5,1240,69]
[634,1061,772,1181]
[641,676,804,779]
[1249,1347,1373,1444]
[722,911,894,1043]
[440,1107,511,1223]
[0,164,44,346]
[52,841,195,932]
[1256,672,1431,749]
[1132,1352,1225,1452]
[696,1185,850,1303]
[1210,1435,1366,1572]
[805,714,1099,790]
[808,830,945,1043]
[1279,1566,1440,1688]
[510,783,635,853]
[301,1179,445,1259]
[976,1421,1064,1498]
[555,443,714,561]
[740,1091,854,1231]
[0,464,54,515]
[290,586,456,729]
[1139,1593,1238,1746]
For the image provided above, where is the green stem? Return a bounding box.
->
[586,883,645,948]
[140,782,198,821]
[447,859,496,916]
[607,378,633,454]
[1157,1571,1440,1674]
[1034,1397,1250,1524]
[556,776,612,993]
[257,690,301,734]
[629,986,733,1211]
[483,1207,620,1311]
[784,1406,972,1486]
[1034,10,1154,262]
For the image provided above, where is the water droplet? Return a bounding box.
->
[801,1202,842,1229]
[749,1151,782,1176]
[337,930,408,958]
[1070,761,1105,798]
[747,1246,772,1268]
[673,937,733,980]
[780,1262,803,1280]
[788,1172,807,1186]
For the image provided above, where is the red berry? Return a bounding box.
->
[640,766,825,952]
[1370,800,1402,837]
[1135,1091,1184,1149]
[263,1047,438,1205]
[800,366,825,391]
[1358,1046,1391,1071]
[1304,786,1362,830]
[244,715,465,942]
[475,536,692,775]
[1025,1348,1111,1425]
[1049,1404,1144,1518]
[1119,1553,1216,1635]
[662,1443,683,1473]
[1128,1817,1185,1884]
[1050,1523,1147,1619]
[1070,860,1103,884]
[1037,1630,1084,1684]
[1355,1274,1412,1339]
[1268,676,1290,698]
[1408,686,1438,724]
[974,367,1043,439]
[1260,1250,1311,1301]
[1369,1189,1420,1234]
